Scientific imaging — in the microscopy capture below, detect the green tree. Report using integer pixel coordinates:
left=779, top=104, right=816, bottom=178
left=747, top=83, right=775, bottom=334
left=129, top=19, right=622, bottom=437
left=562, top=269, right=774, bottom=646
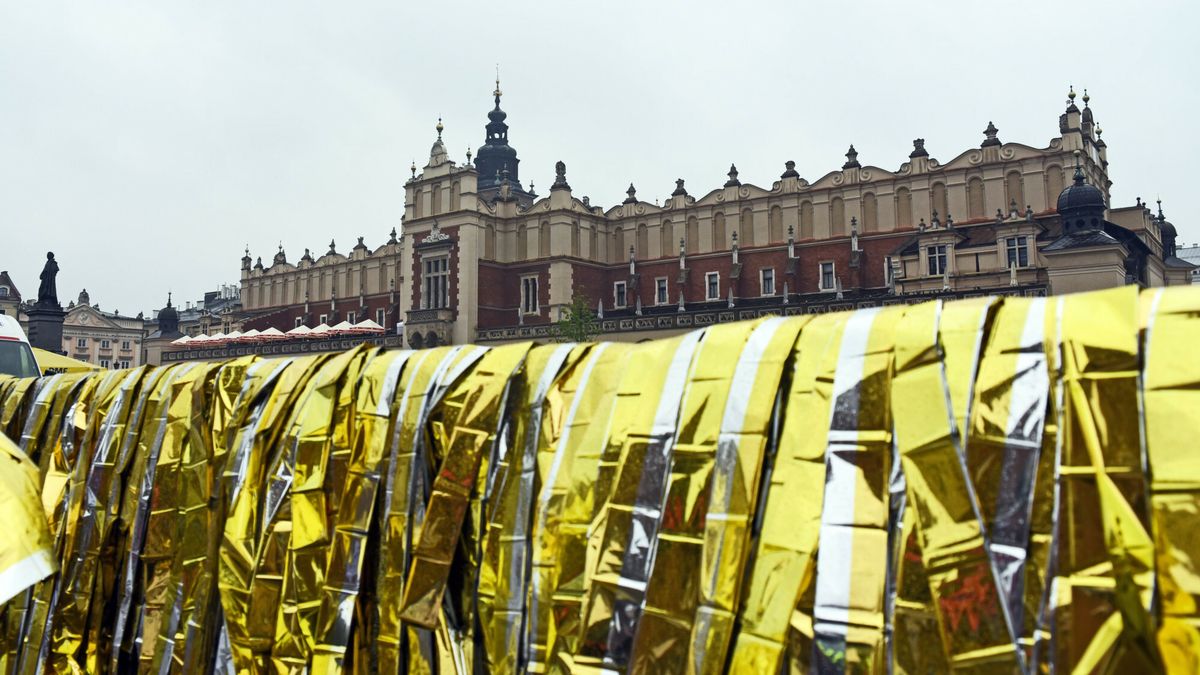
left=554, top=293, right=601, bottom=342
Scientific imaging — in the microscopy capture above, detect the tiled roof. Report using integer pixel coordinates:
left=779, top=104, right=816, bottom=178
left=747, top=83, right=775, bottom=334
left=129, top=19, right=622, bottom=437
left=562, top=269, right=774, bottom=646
left=0, top=271, right=22, bottom=301
left=1042, top=230, right=1121, bottom=252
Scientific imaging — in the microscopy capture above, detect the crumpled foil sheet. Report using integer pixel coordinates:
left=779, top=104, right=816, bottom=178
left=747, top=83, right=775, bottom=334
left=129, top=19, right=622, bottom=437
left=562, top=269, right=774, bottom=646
left=0, top=286, right=1197, bottom=674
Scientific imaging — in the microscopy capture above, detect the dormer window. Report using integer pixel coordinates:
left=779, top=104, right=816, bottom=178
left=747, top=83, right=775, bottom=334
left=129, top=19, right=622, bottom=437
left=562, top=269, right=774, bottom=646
left=1005, top=236, right=1029, bottom=268
left=927, top=245, right=949, bottom=276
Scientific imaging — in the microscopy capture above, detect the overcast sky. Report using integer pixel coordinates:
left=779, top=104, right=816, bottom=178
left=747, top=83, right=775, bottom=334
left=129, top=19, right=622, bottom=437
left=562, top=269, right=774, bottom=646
left=3, top=1, right=1197, bottom=315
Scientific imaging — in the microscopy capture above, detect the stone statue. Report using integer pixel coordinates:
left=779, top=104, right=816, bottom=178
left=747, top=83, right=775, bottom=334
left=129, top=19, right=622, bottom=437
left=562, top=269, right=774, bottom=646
left=551, top=160, right=571, bottom=190
left=37, top=252, right=59, bottom=308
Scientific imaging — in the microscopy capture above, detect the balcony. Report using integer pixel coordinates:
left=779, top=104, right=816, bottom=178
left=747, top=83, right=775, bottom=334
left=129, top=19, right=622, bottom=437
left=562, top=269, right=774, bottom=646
left=405, top=307, right=455, bottom=347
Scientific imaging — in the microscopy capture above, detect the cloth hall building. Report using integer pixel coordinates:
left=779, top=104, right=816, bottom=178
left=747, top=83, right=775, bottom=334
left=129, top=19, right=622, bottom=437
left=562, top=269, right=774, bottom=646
left=229, top=85, right=1192, bottom=353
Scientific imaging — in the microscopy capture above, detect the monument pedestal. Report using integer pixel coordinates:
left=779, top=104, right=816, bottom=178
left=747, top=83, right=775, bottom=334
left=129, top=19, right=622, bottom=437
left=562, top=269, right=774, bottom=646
left=25, top=305, right=66, bottom=354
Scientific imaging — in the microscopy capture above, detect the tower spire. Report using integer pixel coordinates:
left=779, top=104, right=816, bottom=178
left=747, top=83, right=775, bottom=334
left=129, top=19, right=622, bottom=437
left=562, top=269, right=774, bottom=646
left=476, top=66, right=523, bottom=194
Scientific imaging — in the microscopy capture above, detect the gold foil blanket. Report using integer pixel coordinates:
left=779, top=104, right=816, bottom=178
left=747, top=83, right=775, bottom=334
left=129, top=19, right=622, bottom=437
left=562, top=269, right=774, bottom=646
left=0, top=287, right=1198, bottom=674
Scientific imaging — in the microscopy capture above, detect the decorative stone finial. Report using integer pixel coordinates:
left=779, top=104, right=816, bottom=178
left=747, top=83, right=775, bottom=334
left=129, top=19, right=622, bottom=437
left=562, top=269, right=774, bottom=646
left=624, top=183, right=637, bottom=204
left=389, top=226, right=398, bottom=244
left=781, top=160, right=799, bottom=179
left=436, top=117, right=443, bottom=140
left=1068, top=84, right=1076, bottom=102
left=842, top=145, right=861, bottom=169
left=671, top=178, right=687, bottom=196
left=909, top=139, right=928, bottom=158
left=551, top=160, right=570, bottom=190
left=328, top=239, right=337, bottom=255
left=725, top=164, right=741, bottom=188
left=466, top=146, right=472, bottom=164
left=981, top=121, right=1001, bottom=147
left=1082, top=88, right=1090, bottom=106
left=410, top=160, right=416, bottom=178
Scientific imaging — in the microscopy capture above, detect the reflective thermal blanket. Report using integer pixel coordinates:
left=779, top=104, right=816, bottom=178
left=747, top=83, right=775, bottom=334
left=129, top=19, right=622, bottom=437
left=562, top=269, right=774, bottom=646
left=0, top=286, right=1197, bottom=674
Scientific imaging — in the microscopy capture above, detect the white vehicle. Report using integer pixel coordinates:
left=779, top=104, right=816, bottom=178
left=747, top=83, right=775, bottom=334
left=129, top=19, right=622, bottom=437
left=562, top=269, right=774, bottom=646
left=0, top=315, right=40, bottom=378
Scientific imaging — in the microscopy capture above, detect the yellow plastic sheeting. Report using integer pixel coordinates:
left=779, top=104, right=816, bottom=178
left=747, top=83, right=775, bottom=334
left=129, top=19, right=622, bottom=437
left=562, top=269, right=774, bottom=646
left=0, top=286, right=1197, bottom=674
left=30, top=348, right=102, bottom=374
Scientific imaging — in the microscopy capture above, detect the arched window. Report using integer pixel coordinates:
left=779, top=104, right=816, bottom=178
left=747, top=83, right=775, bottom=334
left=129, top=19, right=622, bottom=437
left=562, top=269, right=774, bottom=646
left=740, top=208, right=755, bottom=246
left=409, top=332, right=424, bottom=349
left=450, top=181, right=460, bottom=211
left=636, top=223, right=649, bottom=258
left=967, top=176, right=985, bottom=219
left=485, top=223, right=496, bottom=259
left=713, top=212, right=727, bottom=251
left=1006, top=171, right=1024, bottom=212
left=590, top=226, right=599, bottom=261
left=769, top=205, right=783, bottom=243
left=830, top=197, right=845, bottom=236
left=660, top=220, right=673, bottom=258
left=931, top=182, right=948, bottom=221
left=571, top=222, right=580, bottom=257
left=862, top=193, right=878, bottom=233
left=539, top=221, right=550, bottom=257
left=516, top=224, right=528, bottom=260
left=414, top=189, right=424, bottom=218
left=895, top=187, right=912, bottom=228
left=1046, top=165, right=1064, bottom=206
left=613, top=229, right=625, bottom=263
left=800, top=201, right=814, bottom=239
left=686, top=216, right=699, bottom=254
left=425, top=332, right=439, bottom=348
left=431, top=184, right=442, bottom=216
